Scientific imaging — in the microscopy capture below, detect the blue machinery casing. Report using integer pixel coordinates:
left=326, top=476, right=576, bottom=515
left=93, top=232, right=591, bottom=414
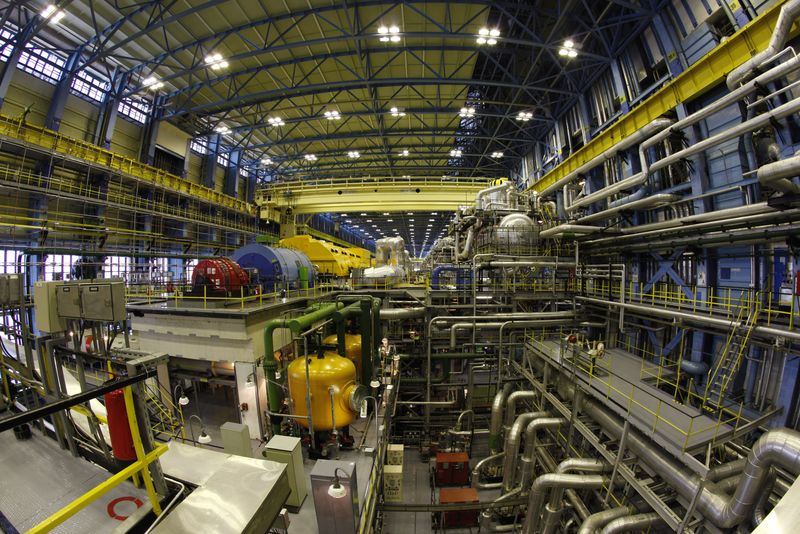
left=231, top=244, right=315, bottom=292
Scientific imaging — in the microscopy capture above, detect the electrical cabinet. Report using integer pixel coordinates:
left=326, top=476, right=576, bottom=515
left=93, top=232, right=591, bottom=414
left=438, top=488, right=479, bottom=528
left=34, top=281, right=66, bottom=333
left=435, top=452, right=470, bottom=486
left=56, top=285, right=82, bottom=319
left=264, top=435, right=307, bottom=509
left=0, top=274, right=21, bottom=306
left=80, top=281, right=125, bottom=321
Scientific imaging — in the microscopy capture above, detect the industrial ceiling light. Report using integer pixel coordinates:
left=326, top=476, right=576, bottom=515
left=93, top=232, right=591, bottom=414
left=390, top=106, right=406, bottom=117
left=215, top=125, right=230, bottom=134
left=267, top=116, right=286, bottom=126
left=324, top=110, right=341, bottom=120
left=142, top=76, right=164, bottom=90
left=347, top=151, right=360, bottom=159
left=516, top=111, right=533, bottom=122
left=378, top=25, right=401, bottom=43
left=459, top=107, right=475, bottom=118
left=399, top=149, right=409, bottom=157
left=205, top=53, right=228, bottom=70
left=261, top=157, right=273, bottom=165
left=305, top=154, right=317, bottom=161
left=450, top=149, right=462, bottom=157
left=559, top=39, right=578, bottom=58
left=42, top=5, right=66, bottom=24
left=491, top=151, right=504, bottom=158
left=477, top=27, right=500, bottom=45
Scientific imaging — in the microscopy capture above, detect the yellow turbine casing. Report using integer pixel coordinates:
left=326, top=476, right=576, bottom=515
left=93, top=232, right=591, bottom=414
left=287, top=352, right=358, bottom=430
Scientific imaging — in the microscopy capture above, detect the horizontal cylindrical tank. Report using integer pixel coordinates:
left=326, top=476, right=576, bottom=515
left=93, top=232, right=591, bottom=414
left=287, top=352, right=358, bottom=430
left=323, top=333, right=363, bottom=377
left=231, top=244, right=315, bottom=292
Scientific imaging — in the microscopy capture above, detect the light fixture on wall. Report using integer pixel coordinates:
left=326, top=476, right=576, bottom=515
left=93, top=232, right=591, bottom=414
left=328, top=467, right=349, bottom=498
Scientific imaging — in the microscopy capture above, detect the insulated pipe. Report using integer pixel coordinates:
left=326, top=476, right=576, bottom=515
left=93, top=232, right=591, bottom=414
left=708, top=458, right=747, bottom=482
left=476, top=182, right=514, bottom=209
left=456, top=217, right=480, bottom=261
left=567, top=54, right=800, bottom=211
left=539, top=118, right=674, bottom=197
left=489, top=383, right=514, bottom=452
left=517, top=417, right=569, bottom=492
left=379, top=306, right=426, bottom=320
left=522, top=474, right=609, bottom=534
left=504, top=391, right=539, bottom=428
left=752, top=468, right=777, bottom=526
left=539, top=225, right=604, bottom=238
left=472, top=452, right=506, bottom=490
left=576, top=194, right=681, bottom=224
left=757, top=155, right=800, bottom=194
left=540, top=459, right=609, bottom=534
left=726, top=0, right=800, bottom=89
left=599, top=512, right=663, bottom=534
left=576, top=296, right=800, bottom=341
left=450, top=315, right=575, bottom=349
left=500, top=411, right=550, bottom=493
left=577, top=506, right=638, bottom=534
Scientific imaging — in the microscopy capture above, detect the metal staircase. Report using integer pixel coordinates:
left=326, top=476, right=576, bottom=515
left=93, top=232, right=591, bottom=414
left=143, top=382, right=185, bottom=442
left=703, top=304, right=760, bottom=410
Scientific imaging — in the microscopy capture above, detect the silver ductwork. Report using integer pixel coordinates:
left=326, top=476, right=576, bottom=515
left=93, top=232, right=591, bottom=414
left=599, top=512, right=662, bottom=534
left=379, top=306, right=426, bottom=320
left=489, top=383, right=514, bottom=453
left=518, top=417, right=568, bottom=490
left=757, top=155, right=800, bottom=194
left=577, top=506, right=638, bottom=534
left=539, top=459, right=609, bottom=534
left=500, top=411, right=550, bottom=493
left=523, top=474, right=610, bottom=534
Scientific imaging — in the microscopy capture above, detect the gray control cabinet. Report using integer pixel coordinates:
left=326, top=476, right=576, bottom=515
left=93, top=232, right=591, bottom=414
left=80, top=282, right=125, bottom=321
left=56, top=285, right=82, bottom=319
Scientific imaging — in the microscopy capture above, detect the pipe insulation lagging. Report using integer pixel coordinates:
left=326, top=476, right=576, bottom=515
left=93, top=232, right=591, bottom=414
left=522, top=474, right=610, bottom=534
left=567, top=53, right=800, bottom=211
left=599, top=512, right=663, bottom=534
left=576, top=506, right=639, bottom=534
left=757, top=155, right=800, bottom=194
left=726, top=0, right=800, bottom=89
left=500, top=411, right=550, bottom=493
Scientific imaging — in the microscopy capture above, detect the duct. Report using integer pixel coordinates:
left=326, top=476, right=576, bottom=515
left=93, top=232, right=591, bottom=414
left=472, top=452, right=506, bottom=490
left=607, top=187, right=646, bottom=209
left=539, top=224, right=603, bottom=238
left=577, top=194, right=681, bottom=224
left=516, top=417, right=568, bottom=492
left=449, top=313, right=576, bottom=350
left=489, top=383, right=514, bottom=452
left=379, top=307, right=426, bottom=320
left=457, top=218, right=481, bottom=261
left=523, top=474, right=610, bottom=534
left=567, top=54, right=800, bottom=213
left=599, top=512, right=663, bottom=534
left=708, top=458, right=747, bottom=482
left=476, top=182, right=515, bottom=209
left=752, top=468, right=777, bottom=526
left=500, top=411, right=551, bottom=493
left=577, top=506, right=638, bottom=534
left=680, top=359, right=709, bottom=375
left=480, top=488, right=524, bottom=532
left=539, top=118, right=674, bottom=197
left=727, top=0, right=800, bottom=89
left=576, top=295, right=800, bottom=342
left=504, top=391, right=539, bottom=428
left=540, top=459, right=609, bottom=534
left=757, top=155, right=800, bottom=194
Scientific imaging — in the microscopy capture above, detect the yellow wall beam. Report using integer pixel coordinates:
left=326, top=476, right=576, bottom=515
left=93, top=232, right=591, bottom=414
left=257, top=176, right=491, bottom=216
left=527, top=0, right=789, bottom=194
left=0, top=114, right=255, bottom=215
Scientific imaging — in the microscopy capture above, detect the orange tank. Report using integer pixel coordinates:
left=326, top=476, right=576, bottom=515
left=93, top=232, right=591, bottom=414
left=287, top=352, right=358, bottom=430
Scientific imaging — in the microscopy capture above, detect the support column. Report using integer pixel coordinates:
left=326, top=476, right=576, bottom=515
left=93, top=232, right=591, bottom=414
left=202, top=134, right=221, bottom=189
left=608, top=60, right=630, bottom=114
left=223, top=149, right=240, bottom=198
left=45, top=48, right=83, bottom=131
left=140, top=95, right=163, bottom=165
left=0, top=22, right=37, bottom=110
left=94, top=70, right=128, bottom=149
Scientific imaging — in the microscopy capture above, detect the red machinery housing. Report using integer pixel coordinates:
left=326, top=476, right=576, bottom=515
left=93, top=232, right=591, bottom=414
left=438, top=488, right=479, bottom=528
left=434, top=452, right=470, bottom=486
left=103, top=388, right=136, bottom=462
left=191, top=257, right=251, bottom=295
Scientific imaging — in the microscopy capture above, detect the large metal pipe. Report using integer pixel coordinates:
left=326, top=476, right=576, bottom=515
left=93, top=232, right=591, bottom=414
left=726, top=0, right=800, bottom=89
left=539, top=224, right=604, bottom=239
left=450, top=314, right=575, bottom=349
left=379, top=306, right=426, bottom=320
left=540, top=118, right=674, bottom=197
left=500, top=411, right=550, bottom=493
left=523, top=474, right=610, bottom=534
left=517, top=417, right=569, bottom=491
left=472, top=452, right=506, bottom=490
left=489, top=383, right=514, bottom=452
left=577, top=506, right=638, bottom=534
left=757, top=155, right=800, bottom=194
left=577, top=194, right=680, bottom=224
left=540, top=459, right=609, bottom=534
left=599, top=512, right=663, bottom=534
left=457, top=217, right=480, bottom=261
left=577, top=295, right=800, bottom=342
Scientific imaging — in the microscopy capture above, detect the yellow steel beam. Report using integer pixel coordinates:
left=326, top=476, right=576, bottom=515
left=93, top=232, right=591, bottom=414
left=26, top=444, right=167, bottom=534
left=123, top=386, right=163, bottom=516
left=0, top=114, right=255, bottom=216
left=528, top=0, right=790, bottom=194
left=256, top=176, right=491, bottom=216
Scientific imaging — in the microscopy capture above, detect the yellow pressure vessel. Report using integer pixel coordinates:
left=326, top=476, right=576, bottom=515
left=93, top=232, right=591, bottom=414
left=322, top=333, right=363, bottom=377
left=287, top=352, right=358, bottom=430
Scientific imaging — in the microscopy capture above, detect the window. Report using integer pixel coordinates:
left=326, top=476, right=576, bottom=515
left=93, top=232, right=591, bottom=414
left=18, top=42, right=65, bottom=84
left=190, top=137, right=208, bottom=155
left=104, top=256, right=131, bottom=279
left=239, top=167, right=249, bottom=178
left=0, top=27, right=14, bottom=62
left=71, top=69, right=109, bottom=103
left=217, top=151, right=230, bottom=167
left=0, top=249, right=22, bottom=274
left=118, top=97, right=151, bottom=125
left=44, top=254, right=80, bottom=281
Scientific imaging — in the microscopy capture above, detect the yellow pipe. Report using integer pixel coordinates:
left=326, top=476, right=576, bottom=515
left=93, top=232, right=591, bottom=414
left=123, top=386, right=163, bottom=515
left=26, top=444, right=167, bottom=534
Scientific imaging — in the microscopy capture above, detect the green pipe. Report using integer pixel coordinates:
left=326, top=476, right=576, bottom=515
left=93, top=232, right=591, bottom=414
left=287, top=302, right=343, bottom=333
left=360, top=299, right=373, bottom=386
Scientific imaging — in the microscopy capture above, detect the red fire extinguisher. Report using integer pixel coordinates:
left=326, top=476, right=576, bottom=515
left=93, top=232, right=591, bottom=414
left=103, top=389, right=136, bottom=462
